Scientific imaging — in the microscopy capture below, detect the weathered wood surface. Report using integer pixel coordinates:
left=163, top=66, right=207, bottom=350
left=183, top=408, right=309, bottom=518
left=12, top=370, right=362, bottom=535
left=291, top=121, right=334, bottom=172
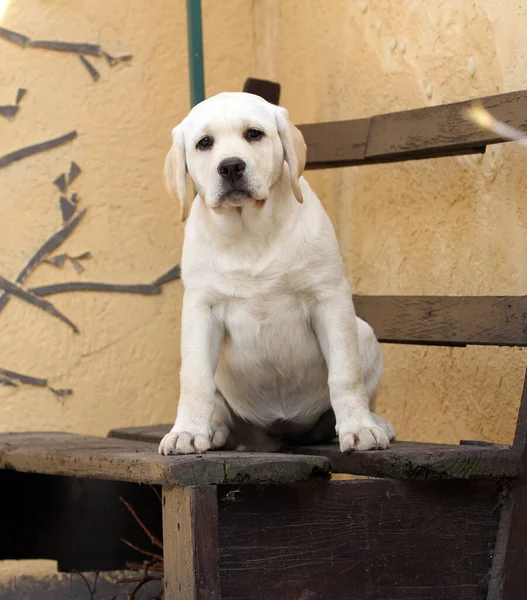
left=0, top=432, right=330, bottom=485
left=300, top=89, right=527, bottom=169
left=293, top=441, right=518, bottom=480
left=353, top=295, right=527, bottom=347
left=109, top=425, right=520, bottom=480
left=243, top=77, right=281, bottom=105
left=218, top=480, right=503, bottom=600
left=109, top=424, right=172, bottom=443
left=487, top=369, right=527, bottom=599
left=163, top=486, right=220, bottom=600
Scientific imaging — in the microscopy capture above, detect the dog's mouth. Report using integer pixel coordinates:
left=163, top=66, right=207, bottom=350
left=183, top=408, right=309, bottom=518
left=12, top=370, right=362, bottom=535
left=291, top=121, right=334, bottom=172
left=219, top=188, right=265, bottom=208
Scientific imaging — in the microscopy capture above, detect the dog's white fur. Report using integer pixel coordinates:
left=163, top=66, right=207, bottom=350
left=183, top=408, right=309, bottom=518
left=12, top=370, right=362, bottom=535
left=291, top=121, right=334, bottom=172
left=159, top=92, right=395, bottom=455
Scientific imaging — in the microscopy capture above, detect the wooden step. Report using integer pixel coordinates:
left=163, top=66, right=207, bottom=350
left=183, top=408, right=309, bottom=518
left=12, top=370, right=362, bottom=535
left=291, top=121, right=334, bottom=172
left=0, top=432, right=330, bottom=485
left=109, top=424, right=520, bottom=481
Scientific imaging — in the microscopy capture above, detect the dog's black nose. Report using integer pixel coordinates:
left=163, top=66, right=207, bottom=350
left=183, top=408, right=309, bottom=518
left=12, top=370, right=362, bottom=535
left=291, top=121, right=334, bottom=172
left=218, top=157, right=246, bottom=182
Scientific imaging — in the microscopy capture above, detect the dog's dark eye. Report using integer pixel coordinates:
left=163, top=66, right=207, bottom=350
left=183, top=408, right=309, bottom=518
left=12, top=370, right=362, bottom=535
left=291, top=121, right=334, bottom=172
left=197, top=136, right=213, bottom=150
left=246, top=128, right=264, bottom=141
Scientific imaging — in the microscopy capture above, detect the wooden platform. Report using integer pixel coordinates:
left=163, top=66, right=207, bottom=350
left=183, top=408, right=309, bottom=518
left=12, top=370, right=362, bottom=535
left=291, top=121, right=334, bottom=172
left=0, top=432, right=330, bottom=485
left=108, top=424, right=519, bottom=480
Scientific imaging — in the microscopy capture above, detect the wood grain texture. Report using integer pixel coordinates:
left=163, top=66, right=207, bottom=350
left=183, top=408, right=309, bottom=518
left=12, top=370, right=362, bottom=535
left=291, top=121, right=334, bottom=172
left=300, top=118, right=371, bottom=168
left=0, top=432, right=330, bottom=485
left=109, top=425, right=520, bottom=480
left=487, top=369, right=527, bottom=599
left=163, top=486, right=220, bottom=600
left=300, top=89, right=527, bottom=169
left=292, top=441, right=518, bottom=480
left=218, top=480, right=502, bottom=600
left=353, top=295, right=527, bottom=347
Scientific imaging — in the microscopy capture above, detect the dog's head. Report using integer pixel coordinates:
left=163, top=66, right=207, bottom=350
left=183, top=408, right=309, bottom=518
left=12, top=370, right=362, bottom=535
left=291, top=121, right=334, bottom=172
left=164, top=92, right=307, bottom=221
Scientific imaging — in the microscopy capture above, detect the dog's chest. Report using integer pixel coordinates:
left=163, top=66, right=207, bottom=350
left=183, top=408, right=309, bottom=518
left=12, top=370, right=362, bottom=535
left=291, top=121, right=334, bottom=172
left=213, top=270, right=321, bottom=370
left=217, top=268, right=312, bottom=323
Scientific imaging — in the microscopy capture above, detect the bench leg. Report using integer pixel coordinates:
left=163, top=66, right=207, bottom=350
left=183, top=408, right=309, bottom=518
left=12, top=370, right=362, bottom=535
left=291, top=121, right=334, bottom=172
left=487, top=370, right=527, bottom=600
left=162, top=485, right=220, bottom=600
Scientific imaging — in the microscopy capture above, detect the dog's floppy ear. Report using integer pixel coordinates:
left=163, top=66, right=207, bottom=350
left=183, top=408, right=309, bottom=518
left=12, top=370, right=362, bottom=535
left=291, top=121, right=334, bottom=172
left=275, top=107, right=307, bottom=203
left=164, top=125, right=188, bottom=222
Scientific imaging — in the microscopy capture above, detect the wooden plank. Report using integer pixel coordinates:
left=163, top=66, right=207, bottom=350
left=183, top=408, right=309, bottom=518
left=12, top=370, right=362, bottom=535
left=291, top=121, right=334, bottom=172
left=109, top=423, right=173, bottom=444
left=300, top=118, right=370, bottom=169
left=487, top=369, right=527, bottom=599
left=300, top=89, right=527, bottom=169
left=163, top=485, right=220, bottom=600
left=218, top=479, right=502, bottom=600
left=292, top=441, right=518, bottom=480
left=0, top=432, right=330, bottom=486
left=353, top=295, right=527, bottom=347
left=243, top=77, right=281, bottom=105
left=109, top=425, right=520, bottom=481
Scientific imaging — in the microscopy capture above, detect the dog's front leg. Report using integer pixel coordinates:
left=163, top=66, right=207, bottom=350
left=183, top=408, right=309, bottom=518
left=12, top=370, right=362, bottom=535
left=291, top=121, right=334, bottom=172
left=312, top=281, right=390, bottom=452
left=158, top=291, right=223, bottom=455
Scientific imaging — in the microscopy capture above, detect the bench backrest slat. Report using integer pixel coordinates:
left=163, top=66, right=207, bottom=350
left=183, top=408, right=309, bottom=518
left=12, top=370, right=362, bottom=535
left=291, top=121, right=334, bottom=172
left=354, top=296, right=527, bottom=347
left=300, top=90, right=527, bottom=169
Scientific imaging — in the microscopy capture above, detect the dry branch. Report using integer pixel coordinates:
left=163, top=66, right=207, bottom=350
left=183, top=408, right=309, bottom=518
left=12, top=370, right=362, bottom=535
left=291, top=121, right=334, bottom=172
left=120, top=496, right=163, bottom=549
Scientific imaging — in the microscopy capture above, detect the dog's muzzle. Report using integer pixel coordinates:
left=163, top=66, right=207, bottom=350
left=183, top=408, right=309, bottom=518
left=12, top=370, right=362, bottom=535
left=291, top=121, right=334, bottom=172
left=218, top=157, right=246, bottom=183
left=216, top=157, right=254, bottom=205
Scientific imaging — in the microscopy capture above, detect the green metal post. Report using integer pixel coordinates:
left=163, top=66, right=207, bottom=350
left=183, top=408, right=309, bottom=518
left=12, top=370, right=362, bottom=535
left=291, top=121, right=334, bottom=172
left=186, top=0, right=205, bottom=107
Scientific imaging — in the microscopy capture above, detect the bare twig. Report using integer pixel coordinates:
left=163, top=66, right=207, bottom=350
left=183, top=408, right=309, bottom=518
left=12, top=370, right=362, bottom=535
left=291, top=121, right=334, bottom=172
left=150, top=485, right=162, bottom=504
left=120, top=538, right=163, bottom=562
left=129, top=575, right=161, bottom=598
left=126, top=560, right=163, bottom=573
left=120, top=496, right=163, bottom=549
left=71, top=570, right=96, bottom=600
left=112, top=559, right=164, bottom=600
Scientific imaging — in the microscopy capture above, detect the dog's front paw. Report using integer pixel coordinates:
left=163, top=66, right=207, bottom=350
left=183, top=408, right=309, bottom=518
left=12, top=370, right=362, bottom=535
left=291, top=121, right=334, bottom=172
left=158, top=429, right=211, bottom=455
left=337, top=412, right=390, bottom=453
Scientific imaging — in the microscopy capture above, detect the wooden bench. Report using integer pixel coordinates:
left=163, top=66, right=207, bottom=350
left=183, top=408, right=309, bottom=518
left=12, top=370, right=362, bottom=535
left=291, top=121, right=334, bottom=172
left=1, top=79, right=526, bottom=600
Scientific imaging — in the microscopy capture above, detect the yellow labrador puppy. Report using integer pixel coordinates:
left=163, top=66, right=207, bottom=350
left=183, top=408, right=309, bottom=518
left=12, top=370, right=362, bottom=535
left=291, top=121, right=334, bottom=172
left=159, top=92, right=395, bottom=455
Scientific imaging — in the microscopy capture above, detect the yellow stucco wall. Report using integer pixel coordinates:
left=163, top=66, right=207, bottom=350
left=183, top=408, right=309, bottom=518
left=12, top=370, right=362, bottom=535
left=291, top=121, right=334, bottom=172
left=0, top=0, right=526, bottom=582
